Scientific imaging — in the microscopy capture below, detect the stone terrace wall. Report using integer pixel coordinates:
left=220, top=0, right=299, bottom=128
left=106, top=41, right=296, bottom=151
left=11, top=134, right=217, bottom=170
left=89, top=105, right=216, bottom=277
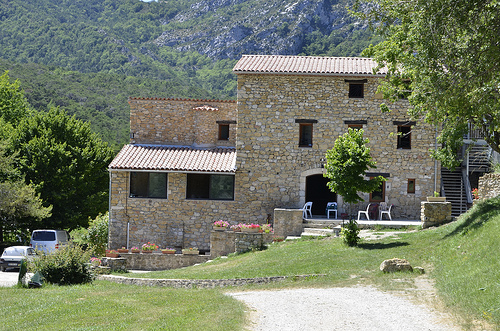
left=111, top=253, right=211, bottom=271
left=478, top=173, right=500, bottom=200
left=129, top=98, right=237, bottom=147
left=420, top=201, right=452, bottom=228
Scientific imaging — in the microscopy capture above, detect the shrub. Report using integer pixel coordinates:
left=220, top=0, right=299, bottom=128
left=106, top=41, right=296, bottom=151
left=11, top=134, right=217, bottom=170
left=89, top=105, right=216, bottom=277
left=70, top=212, right=109, bottom=256
left=341, top=219, right=360, bottom=247
left=29, top=244, right=94, bottom=285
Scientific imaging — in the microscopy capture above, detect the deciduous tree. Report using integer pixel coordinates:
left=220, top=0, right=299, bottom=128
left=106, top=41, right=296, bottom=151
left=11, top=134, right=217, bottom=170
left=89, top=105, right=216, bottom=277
left=10, top=108, right=114, bottom=230
left=0, top=136, right=51, bottom=242
left=354, top=0, right=500, bottom=169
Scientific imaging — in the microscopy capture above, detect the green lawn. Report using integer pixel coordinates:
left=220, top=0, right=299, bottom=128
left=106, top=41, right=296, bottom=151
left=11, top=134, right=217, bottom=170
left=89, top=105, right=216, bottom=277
left=1, top=197, right=499, bottom=330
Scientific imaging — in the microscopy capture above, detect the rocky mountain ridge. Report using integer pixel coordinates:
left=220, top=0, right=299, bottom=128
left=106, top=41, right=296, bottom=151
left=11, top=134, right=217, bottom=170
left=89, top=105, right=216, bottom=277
left=155, top=0, right=363, bottom=59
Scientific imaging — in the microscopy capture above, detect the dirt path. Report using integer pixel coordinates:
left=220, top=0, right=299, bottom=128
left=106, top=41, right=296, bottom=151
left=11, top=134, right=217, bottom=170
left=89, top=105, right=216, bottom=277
left=229, top=284, right=462, bottom=331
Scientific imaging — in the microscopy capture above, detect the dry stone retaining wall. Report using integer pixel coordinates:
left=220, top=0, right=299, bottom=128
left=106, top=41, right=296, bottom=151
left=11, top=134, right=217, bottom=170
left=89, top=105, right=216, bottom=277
left=98, top=274, right=324, bottom=289
left=478, top=173, right=500, bottom=200
left=420, top=201, right=452, bottom=228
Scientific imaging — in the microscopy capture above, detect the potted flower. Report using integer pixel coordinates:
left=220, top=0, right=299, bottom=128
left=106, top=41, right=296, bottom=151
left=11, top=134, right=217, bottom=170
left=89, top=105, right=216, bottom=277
left=141, top=242, right=158, bottom=253
left=105, top=249, right=119, bottom=258
left=240, top=223, right=261, bottom=233
left=213, top=220, right=230, bottom=231
left=261, top=224, right=273, bottom=233
left=427, top=191, right=446, bottom=202
left=161, top=248, right=176, bottom=254
left=90, top=257, right=101, bottom=268
left=230, top=224, right=241, bottom=232
left=472, top=188, right=479, bottom=200
left=273, top=236, right=285, bottom=243
left=182, top=247, right=199, bottom=255
left=117, top=247, right=129, bottom=253
left=131, top=246, right=140, bottom=253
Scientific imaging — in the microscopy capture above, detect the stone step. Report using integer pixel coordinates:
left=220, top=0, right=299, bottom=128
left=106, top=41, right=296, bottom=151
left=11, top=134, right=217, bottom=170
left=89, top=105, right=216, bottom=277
left=301, top=226, right=341, bottom=237
left=302, top=220, right=343, bottom=228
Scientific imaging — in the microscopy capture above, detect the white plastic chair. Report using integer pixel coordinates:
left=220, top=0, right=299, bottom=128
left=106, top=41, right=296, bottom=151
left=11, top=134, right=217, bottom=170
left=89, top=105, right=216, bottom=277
left=357, top=203, right=371, bottom=221
left=302, top=202, right=313, bottom=219
left=326, top=202, right=337, bottom=219
left=379, top=203, right=393, bottom=221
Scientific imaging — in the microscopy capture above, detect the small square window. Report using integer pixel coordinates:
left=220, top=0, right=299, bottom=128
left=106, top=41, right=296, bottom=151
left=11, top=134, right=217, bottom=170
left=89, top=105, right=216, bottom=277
left=219, top=124, right=229, bottom=140
left=408, top=179, right=415, bottom=193
left=397, top=125, right=412, bottom=149
left=349, top=84, right=364, bottom=98
left=299, top=123, right=313, bottom=147
left=348, top=124, right=363, bottom=130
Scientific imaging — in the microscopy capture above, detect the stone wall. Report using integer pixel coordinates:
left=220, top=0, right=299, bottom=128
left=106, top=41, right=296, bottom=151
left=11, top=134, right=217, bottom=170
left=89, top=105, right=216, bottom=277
left=420, top=201, right=452, bottom=228
left=478, top=173, right=500, bottom=200
left=210, top=230, right=273, bottom=257
left=210, top=230, right=236, bottom=257
left=109, top=73, right=440, bottom=250
left=273, top=208, right=303, bottom=238
left=99, top=274, right=323, bottom=289
left=129, top=98, right=237, bottom=147
left=111, top=252, right=211, bottom=271
left=236, top=74, right=439, bottom=219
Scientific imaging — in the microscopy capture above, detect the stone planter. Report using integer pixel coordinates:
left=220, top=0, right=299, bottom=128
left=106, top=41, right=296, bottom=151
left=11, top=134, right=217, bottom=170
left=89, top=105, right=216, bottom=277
left=427, top=197, right=446, bottom=202
left=182, top=249, right=199, bottom=255
left=241, top=227, right=260, bottom=233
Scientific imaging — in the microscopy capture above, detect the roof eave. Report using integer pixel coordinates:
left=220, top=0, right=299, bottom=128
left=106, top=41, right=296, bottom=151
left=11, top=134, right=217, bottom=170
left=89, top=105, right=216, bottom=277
left=108, top=168, right=237, bottom=175
left=232, top=70, right=386, bottom=77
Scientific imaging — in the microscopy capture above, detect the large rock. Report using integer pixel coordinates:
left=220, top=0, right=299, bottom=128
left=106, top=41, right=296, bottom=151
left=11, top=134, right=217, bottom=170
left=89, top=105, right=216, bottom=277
left=380, top=258, right=413, bottom=273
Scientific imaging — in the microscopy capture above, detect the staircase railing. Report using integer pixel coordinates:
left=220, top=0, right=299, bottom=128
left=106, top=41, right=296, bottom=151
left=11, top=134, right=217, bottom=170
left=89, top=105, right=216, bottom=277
left=462, top=168, right=473, bottom=204
left=465, top=123, right=485, bottom=140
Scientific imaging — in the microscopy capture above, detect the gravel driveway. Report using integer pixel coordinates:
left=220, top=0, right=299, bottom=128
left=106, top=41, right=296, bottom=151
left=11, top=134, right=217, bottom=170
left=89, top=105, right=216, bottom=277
left=229, top=287, right=461, bottom=331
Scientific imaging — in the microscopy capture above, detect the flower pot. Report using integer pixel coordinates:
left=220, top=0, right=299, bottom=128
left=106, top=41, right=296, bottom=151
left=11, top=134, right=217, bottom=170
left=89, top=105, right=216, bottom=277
left=131, top=249, right=140, bottom=253
left=427, top=197, right=446, bottom=202
left=117, top=249, right=129, bottom=253
left=106, top=253, right=119, bottom=258
left=182, top=249, right=199, bottom=255
left=241, top=227, right=259, bottom=233
left=162, top=250, right=176, bottom=254
left=213, top=226, right=227, bottom=231
left=142, top=250, right=153, bottom=254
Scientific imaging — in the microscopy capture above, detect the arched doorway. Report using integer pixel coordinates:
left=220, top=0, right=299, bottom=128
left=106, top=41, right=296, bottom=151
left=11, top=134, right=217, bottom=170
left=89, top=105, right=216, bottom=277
left=305, top=174, right=337, bottom=216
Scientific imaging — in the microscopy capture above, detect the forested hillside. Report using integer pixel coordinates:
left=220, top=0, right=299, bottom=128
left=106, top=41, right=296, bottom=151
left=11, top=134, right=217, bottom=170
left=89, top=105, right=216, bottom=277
left=0, top=0, right=380, bottom=146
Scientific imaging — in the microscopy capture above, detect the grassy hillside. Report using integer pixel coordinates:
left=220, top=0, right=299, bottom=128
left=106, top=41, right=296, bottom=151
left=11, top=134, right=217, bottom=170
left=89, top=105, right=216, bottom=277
left=128, top=197, right=500, bottom=329
left=1, top=198, right=498, bottom=329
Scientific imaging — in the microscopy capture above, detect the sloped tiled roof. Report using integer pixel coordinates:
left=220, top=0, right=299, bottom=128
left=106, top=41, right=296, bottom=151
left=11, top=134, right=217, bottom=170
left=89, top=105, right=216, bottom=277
left=233, top=55, right=386, bottom=76
left=109, top=144, right=237, bottom=173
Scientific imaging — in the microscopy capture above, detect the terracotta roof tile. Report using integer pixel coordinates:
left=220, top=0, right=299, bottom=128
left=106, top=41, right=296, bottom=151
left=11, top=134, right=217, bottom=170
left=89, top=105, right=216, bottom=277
left=233, top=55, right=386, bottom=76
left=109, top=144, right=237, bottom=173
left=128, top=97, right=236, bottom=103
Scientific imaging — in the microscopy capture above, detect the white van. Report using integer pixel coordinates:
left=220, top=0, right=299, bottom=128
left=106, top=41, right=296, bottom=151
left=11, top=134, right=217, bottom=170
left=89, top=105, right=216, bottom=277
left=30, top=230, right=70, bottom=253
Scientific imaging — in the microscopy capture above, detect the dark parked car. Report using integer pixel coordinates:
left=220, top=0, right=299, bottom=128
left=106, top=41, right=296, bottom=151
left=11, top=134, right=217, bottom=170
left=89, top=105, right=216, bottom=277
left=0, top=246, right=36, bottom=272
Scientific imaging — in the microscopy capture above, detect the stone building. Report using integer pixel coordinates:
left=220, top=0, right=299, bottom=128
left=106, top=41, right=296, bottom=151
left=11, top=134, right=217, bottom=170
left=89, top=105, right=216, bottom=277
left=108, top=55, right=441, bottom=251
